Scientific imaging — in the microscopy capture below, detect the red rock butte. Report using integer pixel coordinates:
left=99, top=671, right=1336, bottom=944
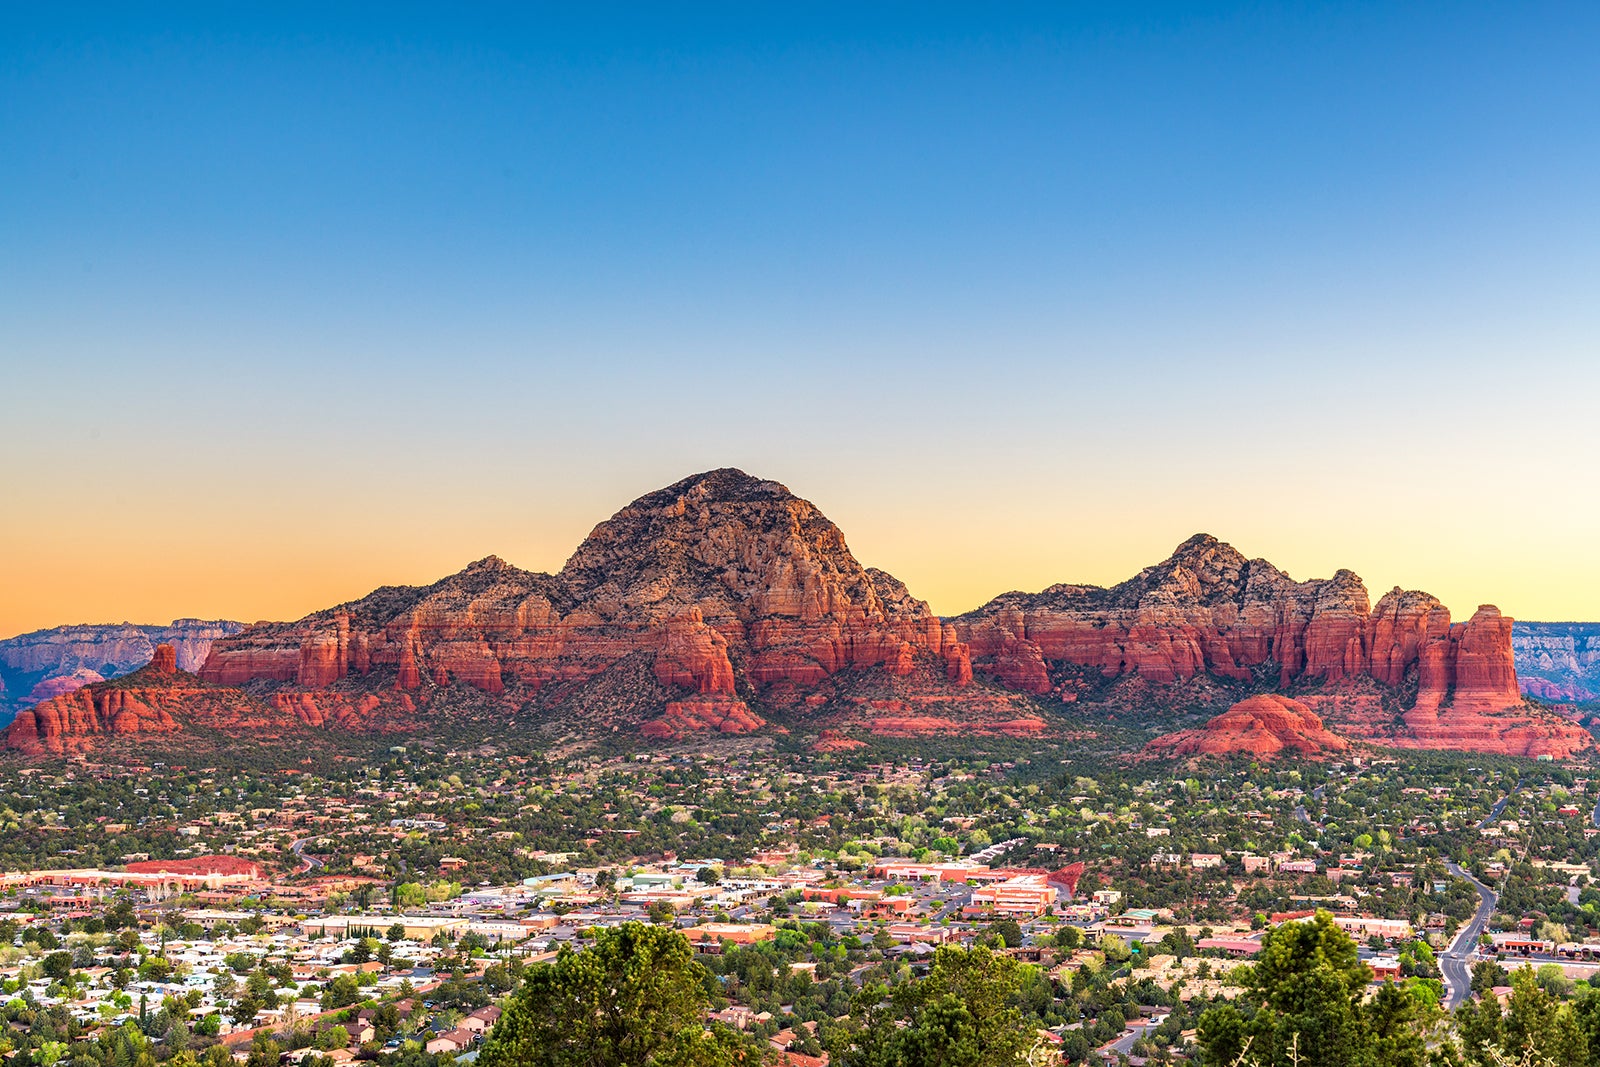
left=5, top=470, right=1590, bottom=759
left=1146, top=694, right=1349, bottom=759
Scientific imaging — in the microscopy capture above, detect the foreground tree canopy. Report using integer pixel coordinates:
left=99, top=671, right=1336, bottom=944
left=1198, top=910, right=1436, bottom=1067
left=832, top=944, right=1034, bottom=1067
left=478, top=923, right=748, bottom=1067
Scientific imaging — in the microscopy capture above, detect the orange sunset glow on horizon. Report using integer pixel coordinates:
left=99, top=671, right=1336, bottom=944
left=5, top=7, right=1600, bottom=639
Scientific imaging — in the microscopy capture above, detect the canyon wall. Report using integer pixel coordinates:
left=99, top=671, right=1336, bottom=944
left=1514, top=622, right=1600, bottom=703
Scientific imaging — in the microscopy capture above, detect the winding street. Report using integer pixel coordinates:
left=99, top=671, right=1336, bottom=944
left=1438, top=784, right=1518, bottom=1008
left=1102, top=1019, right=1159, bottom=1059
left=1441, top=859, right=1497, bottom=1009
left=290, top=836, right=326, bottom=872
left=1482, top=787, right=1516, bottom=828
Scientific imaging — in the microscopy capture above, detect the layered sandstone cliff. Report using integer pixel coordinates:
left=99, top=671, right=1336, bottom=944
left=957, top=535, right=1482, bottom=697
left=195, top=469, right=1025, bottom=742
left=6, top=476, right=1584, bottom=760
left=956, top=534, right=1590, bottom=757
left=1513, top=622, right=1600, bottom=703
left=5, top=645, right=300, bottom=757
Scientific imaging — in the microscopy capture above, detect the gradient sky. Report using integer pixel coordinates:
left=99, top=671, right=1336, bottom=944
left=4, top=3, right=1600, bottom=637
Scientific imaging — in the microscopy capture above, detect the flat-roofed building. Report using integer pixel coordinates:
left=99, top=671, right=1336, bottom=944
left=300, top=915, right=466, bottom=943
left=692, top=922, right=778, bottom=945
left=966, top=874, right=1055, bottom=918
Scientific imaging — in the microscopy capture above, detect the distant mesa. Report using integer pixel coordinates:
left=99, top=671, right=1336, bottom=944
left=0, top=619, right=245, bottom=722
left=1145, top=694, right=1349, bottom=759
left=6, top=645, right=301, bottom=758
left=1513, top=622, right=1600, bottom=704
left=3, top=470, right=1590, bottom=760
left=26, top=669, right=106, bottom=705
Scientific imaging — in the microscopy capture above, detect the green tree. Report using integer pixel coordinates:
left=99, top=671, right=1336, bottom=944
left=1197, top=911, right=1380, bottom=1067
left=987, top=920, right=1023, bottom=950
left=834, top=945, right=1031, bottom=1067
left=245, top=1035, right=281, bottom=1067
left=478, top=922, right=745, bottom=1067
left=1471, top=960, right=1508, bottom=996
left=320, top=975, right=362, bottom=1010
left=1497, top=966, right=1586, bottom=1066
left=316, top=1026, right=351, bottom=1051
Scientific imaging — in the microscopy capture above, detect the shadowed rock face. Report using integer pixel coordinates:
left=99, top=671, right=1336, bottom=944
left=7, top=474, right=1588, bottom=759
left=1146, top=694, right=1349, bottom=758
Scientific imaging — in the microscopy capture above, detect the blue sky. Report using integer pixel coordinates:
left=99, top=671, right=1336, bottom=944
left=3, top=3, right=1599, bottom=632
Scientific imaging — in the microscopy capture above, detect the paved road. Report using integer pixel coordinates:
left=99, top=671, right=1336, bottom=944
left=290, top=836, right=325, bottom=872
left=1479, top=780, right=1519, bottom=829
left=1442, top=858, right=1498, bottom=1009
left=1293, top=785, right=1328, bottom=826
left=1439, top=783, right=1517, bottom=1009
left=1592, top=790, right=1600, bottom=829
left=1102, top=1020, right=1159, bottom=1058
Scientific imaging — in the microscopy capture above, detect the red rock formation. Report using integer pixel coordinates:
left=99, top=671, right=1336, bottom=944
left=13, top=477, right=1579, bottom=760
left=943, top=639, right=973, bottom=687
left=993, top=634, right=1050, bottom=694
left=150, top=643, right=177, bottom=675
left=1, top=620, right=245, bottom=717
left=195, top=469, right=989, bottom=740
left=5, top=653, right=298, bottom=757
left=813, top=729, right=868, bottom=752
left=955, top=534, right=1585, bottom=755
left=1146, top=694, right=1350, bottom=758
left=641, top=698, right=765, bottom=740
left=1442, top=606, right=1522, bottom=712
left=1392, top=702, right=1590, bottom=759
left=654, top=609, right=736, bottom=694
